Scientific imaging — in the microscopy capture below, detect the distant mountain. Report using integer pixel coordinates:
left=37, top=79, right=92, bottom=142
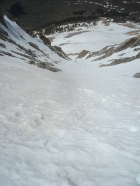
left=0, top=0, right=140, bottom=30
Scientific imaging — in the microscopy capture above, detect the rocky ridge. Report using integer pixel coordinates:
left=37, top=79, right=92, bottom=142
left=77, top=36, right=140, bottom=69
left=0, top=10, right=70, bottom=72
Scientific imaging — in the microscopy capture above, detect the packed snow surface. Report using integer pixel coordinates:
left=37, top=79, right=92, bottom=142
left=0, top=18, right=140, bottom=186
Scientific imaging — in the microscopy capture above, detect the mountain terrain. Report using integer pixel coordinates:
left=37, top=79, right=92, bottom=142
left=0, top=10, right=69, bottom=72
left=0, top=0, right=140, bottom=29
left=0, top=8, right=140, bottom=186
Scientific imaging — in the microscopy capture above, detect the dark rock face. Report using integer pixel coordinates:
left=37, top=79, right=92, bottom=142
left=133, top=73, right=140, bottom=78
left=38, top=33, right=51, bottom=46
left=134, top=48, right=140, bottom=52
left=28, top=42, right=39, bottom=50
left=28, top=60, right=61, bottom=72
left=0, top=9, right=7, bottom=27
left=0, top=43, right=6, bottom=48
left=0, top=50, right=15, bottom=57
left=116, top=38, right=138, bottom=52
left=52, top=46, right=69, bottom=60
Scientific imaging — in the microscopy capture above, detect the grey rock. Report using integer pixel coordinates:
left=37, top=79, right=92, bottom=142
left=133, top=73, right=140, bottom=78
left=0, top=43, right=6, bottom=48
left=28, top=42, right=40, bottom=50
left=28, top=60, right=61, bottom=72
left=134, top=48, right=140, bottom=52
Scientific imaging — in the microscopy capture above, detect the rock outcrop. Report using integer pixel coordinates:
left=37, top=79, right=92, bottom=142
left=100, top=52, right=140, bottom=67
left=133, top=73, right=140, bottom=78
left=81, top=36, right=140, bottom=64
left=38, top=33, right=51, bottom=46
left=0, top=9, right=7, bottom=28
left=77, top=50, right=89, bottom=59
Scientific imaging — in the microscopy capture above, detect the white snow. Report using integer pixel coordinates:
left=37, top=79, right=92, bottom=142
left=0, top=17, right=140, bottom=186
left=49, top=20, right=139, bottom=58
left=0, top=16, right=65, bottom=63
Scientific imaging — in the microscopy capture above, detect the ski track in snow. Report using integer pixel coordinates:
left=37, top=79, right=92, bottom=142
left=0, top=19, right=140, bottom=186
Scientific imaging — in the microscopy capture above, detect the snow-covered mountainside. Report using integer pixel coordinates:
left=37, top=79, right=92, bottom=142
left=0, top=12, right=69, bottom=72
left=0, top=13, right=140, bottom=186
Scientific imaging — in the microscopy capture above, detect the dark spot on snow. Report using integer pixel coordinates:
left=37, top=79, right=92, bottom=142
left=0, top=43, right=6, bottom=48
left=28, top=60, right=61, bottom=72
left=133, top=73, right=140, bottom=78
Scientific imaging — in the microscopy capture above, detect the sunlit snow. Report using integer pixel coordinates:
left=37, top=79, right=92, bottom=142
left=0, top=16, right=140, bottom=186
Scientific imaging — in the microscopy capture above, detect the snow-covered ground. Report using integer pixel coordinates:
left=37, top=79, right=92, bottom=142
left=0, top=17, right=140, bottom=186
left=49, top=20, right=140, bottom=59
left=0, top=16, right=67, bottom=65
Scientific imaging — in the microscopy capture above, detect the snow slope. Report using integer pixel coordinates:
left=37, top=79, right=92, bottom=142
left=0, top=17, right=140, bottom=186
left=0, top=15, right=69, bottom=70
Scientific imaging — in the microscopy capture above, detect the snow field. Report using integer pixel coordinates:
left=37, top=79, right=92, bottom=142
left=0, top=54, right=140, bottom=186
left=50, top=20, right=139, bottom=57
left=0, top=18, right=140, bottom=186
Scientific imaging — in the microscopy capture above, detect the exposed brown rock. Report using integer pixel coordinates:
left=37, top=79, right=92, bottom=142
left=65, top=31, right=89, bottom=38
left=116, top=37, right=138, bottom=52
left=28, top=60, right=61, bottom=72
left=77, top=50, right=89, bottom=59
left=100, top=52, right=140, bottom=67
left=28, top=42, right=39, bottom=50
left=53, top=45, right=69, bottom=59
left=92, top=47, right=115, bottom=61
left=47, top=36, right=55, bottom=42
left=121, top=23, right=135, bottom=29
left=0, top=28, right=9, bottom=42
left=38, top=33, right=51, bottom=46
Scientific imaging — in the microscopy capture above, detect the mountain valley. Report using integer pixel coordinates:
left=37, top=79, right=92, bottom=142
left=0, top=3, right=140, bottom=186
